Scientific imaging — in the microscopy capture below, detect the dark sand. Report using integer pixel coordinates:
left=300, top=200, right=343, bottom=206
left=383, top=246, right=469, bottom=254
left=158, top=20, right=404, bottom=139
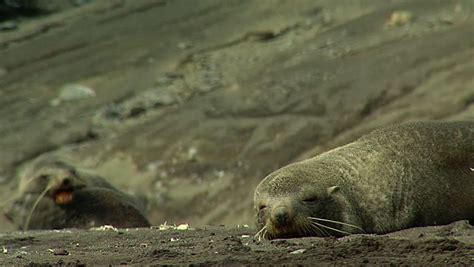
left=0, top=0, right=473, bottom=265
left=1, top=221, right=473, bottom=265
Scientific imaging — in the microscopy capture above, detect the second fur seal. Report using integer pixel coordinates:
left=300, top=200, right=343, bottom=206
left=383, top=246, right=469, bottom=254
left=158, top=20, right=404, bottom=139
left=4, top=156, right=151, bottom=230
left=254, top=121, right=473, bottom=239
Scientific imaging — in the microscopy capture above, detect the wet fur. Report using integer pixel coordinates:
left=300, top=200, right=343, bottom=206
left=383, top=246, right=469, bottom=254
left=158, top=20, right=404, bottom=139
left=254, top=121, right=474, bottom=239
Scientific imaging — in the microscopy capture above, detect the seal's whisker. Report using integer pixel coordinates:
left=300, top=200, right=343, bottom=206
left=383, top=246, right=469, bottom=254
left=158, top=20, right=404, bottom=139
left=0, top=173, right=51, bottom=209
left=254, top=226, right=267, bottom=241
left=301, top=224, right=311, bottom=237
left=24, top=184, right=52, bottom=231
left=308, top=216, right=365, bottom=233
left=308, top=221, right=328, bottom=237
left=310, top=221, right=352, bottom=236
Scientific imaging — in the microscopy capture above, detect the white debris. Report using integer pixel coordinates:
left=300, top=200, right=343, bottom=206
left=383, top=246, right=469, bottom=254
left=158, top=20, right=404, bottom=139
left=51, top=83, right=96, bottom=106
left=290, top=249, right=306, bottom=255
left=177, top=224, right=189, bottom=230
left=158, top=222, right=192, bottom=231
left=2, top=246, right=7, bottom=254
left=159, top=224, right=171, bottom=231
left=386, top=11, right=413, bottom=27
left=90, top=225, right=118, bottom=232
left=187, top=147, right=198, bottom=160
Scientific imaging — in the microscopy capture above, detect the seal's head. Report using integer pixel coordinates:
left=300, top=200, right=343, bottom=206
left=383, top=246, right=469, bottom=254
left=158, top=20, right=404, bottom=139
left=5, top=157, right=150, bottom=230
left=254, top=162, right=363, bottom=239
left=28, top=161, right=87, bottom=206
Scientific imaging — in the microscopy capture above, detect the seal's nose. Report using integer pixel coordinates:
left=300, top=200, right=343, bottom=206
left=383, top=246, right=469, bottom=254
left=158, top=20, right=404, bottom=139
left=272, top=206, right=290, bottom=227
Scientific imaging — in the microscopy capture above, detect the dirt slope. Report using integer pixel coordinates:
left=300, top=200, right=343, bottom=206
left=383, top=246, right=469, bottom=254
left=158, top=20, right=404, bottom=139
left=0, top=0, right=473, bottom=264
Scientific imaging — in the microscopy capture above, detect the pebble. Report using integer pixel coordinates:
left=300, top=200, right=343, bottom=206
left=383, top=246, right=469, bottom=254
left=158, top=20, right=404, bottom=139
left=50, top=248, right=69, bottom=256
left=290, top=249, right=306, bottom=255
left=177, top=224, right=190, bottom=230
left=386, top=11, right=413, bottom=27
left=51, top=83, right=96, bottom=106
left=90, top=225, right=118, bottom=232
left=0, top=21, right=18, bottom=31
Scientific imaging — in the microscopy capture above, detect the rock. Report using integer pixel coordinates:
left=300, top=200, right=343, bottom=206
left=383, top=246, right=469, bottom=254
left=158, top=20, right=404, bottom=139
left=290, top=249, right=306, bottom=255
left=0, top=21, right=17, bottom=31
left=51, top=83, right=96, bottom=106
left=386, top=11, right=413, bottom=27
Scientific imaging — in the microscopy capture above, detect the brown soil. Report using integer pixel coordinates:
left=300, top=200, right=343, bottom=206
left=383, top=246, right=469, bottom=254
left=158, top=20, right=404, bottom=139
left=0, top=0, right=473, bottom=265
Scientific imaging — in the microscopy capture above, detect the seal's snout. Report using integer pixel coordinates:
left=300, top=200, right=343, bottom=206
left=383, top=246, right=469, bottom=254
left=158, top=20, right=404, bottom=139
left=271, top=206, right=291, bottom=227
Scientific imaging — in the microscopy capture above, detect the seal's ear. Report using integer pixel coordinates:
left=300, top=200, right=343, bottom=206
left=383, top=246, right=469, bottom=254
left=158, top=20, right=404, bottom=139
left=327, top=186, right=340, bottom=195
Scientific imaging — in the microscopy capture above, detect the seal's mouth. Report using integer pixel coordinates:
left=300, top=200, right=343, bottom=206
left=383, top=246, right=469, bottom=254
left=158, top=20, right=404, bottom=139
left=256, top=206, right=317, bottom=240
left=53, top=190, right=74, bottom=205
left=48, top=176, right=76, bottom=206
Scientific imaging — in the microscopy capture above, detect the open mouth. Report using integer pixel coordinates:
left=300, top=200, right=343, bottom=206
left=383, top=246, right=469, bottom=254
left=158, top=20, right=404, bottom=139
left=53, top=190, right=74, bottom=205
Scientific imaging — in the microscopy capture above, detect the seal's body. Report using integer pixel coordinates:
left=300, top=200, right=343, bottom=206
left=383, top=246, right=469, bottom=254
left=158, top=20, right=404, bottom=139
left=254, top=121, right=473, bottom=239
left=4, top=157, right=150, bottom=230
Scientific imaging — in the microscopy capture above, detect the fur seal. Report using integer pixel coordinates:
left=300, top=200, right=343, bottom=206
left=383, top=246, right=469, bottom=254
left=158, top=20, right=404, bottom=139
left=4, top=156, right=151, bottom=230
left=254, top=121, right=473, bottom=239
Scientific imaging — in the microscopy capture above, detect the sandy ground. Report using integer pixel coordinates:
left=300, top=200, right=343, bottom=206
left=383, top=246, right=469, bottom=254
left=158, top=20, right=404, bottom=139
left=0, top=221, right=473, bottom=265
left=0, top=0, right=473, bottom=265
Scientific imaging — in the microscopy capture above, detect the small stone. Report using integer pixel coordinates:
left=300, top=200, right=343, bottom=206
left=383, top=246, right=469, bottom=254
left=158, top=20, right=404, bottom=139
left=290, top=249, right=306, bottom=255
left=15, top=251, right=28, bottom=258
left=50, top=248, right=69, bottom=256
left=90, top=225, right=118, bottom=232
left=52, top=83, right=96, bottom=106
left=386, top=11, right=413, bottom=27
left=187, top=147, right=198, bottom=160
left=159, top=222, right=171, bottom=230
left=177, top=224, right=189, bottom=230
left=0, top=21, right=18, bottom=31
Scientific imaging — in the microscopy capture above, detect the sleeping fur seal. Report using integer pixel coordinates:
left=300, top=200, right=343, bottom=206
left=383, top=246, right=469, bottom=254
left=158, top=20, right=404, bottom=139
left=4, top=156, right=150, bottom=230
left=254, top=121, right=473, bottom=239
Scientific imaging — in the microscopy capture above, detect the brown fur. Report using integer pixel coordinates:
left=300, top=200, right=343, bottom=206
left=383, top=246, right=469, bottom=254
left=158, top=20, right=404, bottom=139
left=4, top=156, right=150, bottom=230
left=254, top=121, right=474, bottom=239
